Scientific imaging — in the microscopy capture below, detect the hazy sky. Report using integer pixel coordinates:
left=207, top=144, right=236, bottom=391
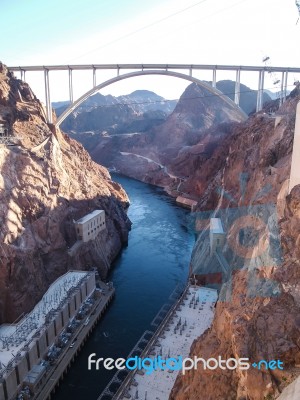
left=1, top=0, right=299, bottom=102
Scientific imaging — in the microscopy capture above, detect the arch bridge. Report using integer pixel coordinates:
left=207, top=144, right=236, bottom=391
left=8, top=64, right=300, bottom=125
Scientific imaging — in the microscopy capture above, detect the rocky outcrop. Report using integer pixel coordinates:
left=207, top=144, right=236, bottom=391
left=89, top=83, right=246, bottom=189
left=54, top=90, right=176, bottom=152
left=170, top=86, right=300, bottom=400
left=0, top=62, right=130, bottom=323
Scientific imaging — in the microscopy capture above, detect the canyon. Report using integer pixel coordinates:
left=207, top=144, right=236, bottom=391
left=1, top=58, right=300, bottom=400
left=170, top=86, right=300, bottom=399
left=56, top=74, right=300, bottom=399
left=56, top=81, right=271, bottom=199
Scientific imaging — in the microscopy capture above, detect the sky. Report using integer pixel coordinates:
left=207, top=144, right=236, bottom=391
left=1, top=0, right=300, bottom=103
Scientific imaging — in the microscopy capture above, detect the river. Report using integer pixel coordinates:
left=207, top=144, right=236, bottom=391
left=54, top=174, right=195, bottom=400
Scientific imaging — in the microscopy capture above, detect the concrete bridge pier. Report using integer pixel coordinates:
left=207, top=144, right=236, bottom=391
left=93, top=67, right=96, bottom=87
left=283, top=71, right=288, bottom=101
left=68, top=68, right=73, bottom=103
left=256, top=70, right=265, bottom=112
left=20, top=69, right=26, bottom=82
left=212, top=68, right=217, bottom=88
left=280, top=71, right=289, bottom=105
left=44, top=69, right=52, bottom=123
left=234, top=69, right=241, bottom=106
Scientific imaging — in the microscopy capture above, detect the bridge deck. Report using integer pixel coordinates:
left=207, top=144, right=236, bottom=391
left=8, top=63, right=300, bottom=73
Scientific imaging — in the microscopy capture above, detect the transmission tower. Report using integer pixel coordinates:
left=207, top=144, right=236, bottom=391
left=262, top=56, right=281, bottom=99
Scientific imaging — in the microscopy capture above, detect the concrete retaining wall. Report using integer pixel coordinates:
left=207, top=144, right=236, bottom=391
left=86, top=274, right=96, bottom=297
left=69, top=295, right=76, bottom=318
left=4, top=368, right=18, bottom=400
left=81, top=285, right=87, bottom=302
left=38, top=331, right=48, bottom=358
left=0, top=382, right=6, bottom=400
left=75, top=290, right=81, bottom=311
left=28, top=341, right=39, bottom=370
left=46, top=321, right=55, bottom=347
left=62, top=303, right=69, bottom=327
left=16, top=354, right=29, bottom=384
left=54, top=313, right=63, bottom=336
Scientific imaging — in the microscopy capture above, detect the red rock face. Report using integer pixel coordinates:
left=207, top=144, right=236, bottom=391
left=87, top=83, right=246, bottom=192
left=0, top=63, right=130, bottom=323
left=170, top=87, right=300, bottom=399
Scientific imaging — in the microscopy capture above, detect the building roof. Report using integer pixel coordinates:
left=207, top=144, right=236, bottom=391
left=210, top=218, right=225, bottom=234
left=75, top=209, right=104, bottom=225
left=0, top=271, right=91, bottom=375
left=176, top=196, right=198, bottom=208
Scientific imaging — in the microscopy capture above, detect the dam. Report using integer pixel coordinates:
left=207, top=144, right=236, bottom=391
left=0, top=271, right=114, bottom=400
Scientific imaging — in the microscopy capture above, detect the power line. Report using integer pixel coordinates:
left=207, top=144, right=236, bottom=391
left=69, top=0, right=211, bottom=62
left=157, top=0, right=249, bottom=43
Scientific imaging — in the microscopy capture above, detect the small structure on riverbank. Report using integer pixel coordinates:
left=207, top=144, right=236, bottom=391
left=210, top=217, right=226, bottom=254
left=176, top=196, right=197, bottom=211
left=74, top=210, right=106, bottom=242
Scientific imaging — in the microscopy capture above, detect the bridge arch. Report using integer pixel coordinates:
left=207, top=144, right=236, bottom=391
left=55, top=69, right=247, bottom=127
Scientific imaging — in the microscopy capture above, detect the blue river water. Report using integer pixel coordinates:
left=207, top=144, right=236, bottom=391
left=53, top=174, right=195, bottom=400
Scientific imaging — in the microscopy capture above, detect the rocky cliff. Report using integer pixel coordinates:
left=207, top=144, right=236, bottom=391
left=54, top=90, right=176, bottom=153
left=170, top=86, right=300, bottom=399
left=88, top=83, right=246, bottom=189
left=0, top=63, right=130, bottom=324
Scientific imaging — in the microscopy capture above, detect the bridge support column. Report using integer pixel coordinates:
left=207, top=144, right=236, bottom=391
left=280, top=71, right=288, bottom=105
left=289, top=101, right=300, bottom=193
left=280, top=71, right=284, bottom=105
left=44, top=69, right=52, bottom=124
left=93, top=67, right=96, bottom=87
left=68, top=68, right=73, bottom=103
left=283, top=71, right=288, bottom=102
left=20, top=69, right=26, bottom=82
left=234, top=69, right=241, bottom=106
left=212, top=68, right=216, bottom=88
left=256, top=70, right=265, bottom=112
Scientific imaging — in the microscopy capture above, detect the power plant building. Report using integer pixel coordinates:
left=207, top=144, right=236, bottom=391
left=0, top=271, right=96, bottom=400
left=210, top=218, right=226, bottom=254
left=74, top=210, right=106, bottom=242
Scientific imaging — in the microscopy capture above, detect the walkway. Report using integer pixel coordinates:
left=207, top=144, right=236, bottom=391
left=107, top=285, right=217, bottom=400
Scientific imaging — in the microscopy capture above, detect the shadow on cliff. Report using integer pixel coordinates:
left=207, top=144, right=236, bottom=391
left=0, top=145, right=130, bottom=324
